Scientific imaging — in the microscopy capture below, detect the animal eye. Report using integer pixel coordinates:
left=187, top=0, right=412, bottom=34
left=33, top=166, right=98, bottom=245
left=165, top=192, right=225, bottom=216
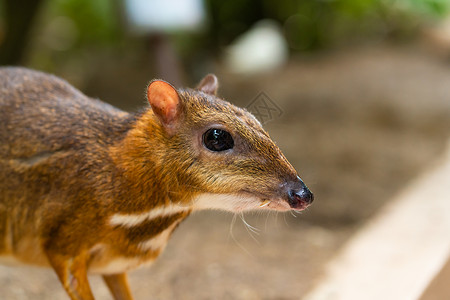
left=203, top=128, right=234, bottom=152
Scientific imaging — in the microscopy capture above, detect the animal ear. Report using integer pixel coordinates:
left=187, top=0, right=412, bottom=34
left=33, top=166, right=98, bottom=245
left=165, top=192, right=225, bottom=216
left=147, top=80, right=181, bottom=132
left=196, top=74, right=219, bottom=95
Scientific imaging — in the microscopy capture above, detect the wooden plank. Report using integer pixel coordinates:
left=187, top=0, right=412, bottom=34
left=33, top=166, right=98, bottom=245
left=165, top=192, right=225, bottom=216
left=419, top=255, right=450, bottom=300
left=303, top=142, right=450, bottom=300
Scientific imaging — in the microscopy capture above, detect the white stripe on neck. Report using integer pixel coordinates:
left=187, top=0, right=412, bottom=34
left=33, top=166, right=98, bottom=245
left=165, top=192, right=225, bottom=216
left=109, top=204, right=189, bottom=227
left=137, top=221, right=180, bottom=251
left=110, top=193, right=263, bottom=228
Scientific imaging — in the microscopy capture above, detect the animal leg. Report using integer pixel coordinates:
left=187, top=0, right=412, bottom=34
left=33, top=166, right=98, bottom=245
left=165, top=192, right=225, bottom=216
left=46, top=251, right=95, bottom=300
left=103, top=273, right=134, bottom=300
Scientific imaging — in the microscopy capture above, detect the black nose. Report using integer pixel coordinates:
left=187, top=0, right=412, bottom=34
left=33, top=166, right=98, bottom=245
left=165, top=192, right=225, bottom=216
left=287, top=177, right=314, bottom=210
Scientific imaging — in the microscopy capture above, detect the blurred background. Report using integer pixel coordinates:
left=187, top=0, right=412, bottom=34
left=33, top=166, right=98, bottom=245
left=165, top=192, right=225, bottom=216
left=1, top=0, right=450, bottom=299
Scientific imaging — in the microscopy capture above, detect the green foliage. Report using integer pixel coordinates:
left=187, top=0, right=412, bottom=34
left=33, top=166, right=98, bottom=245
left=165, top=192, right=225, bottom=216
left=204, top=0, right=450, bottom=52
left=4, top=0, right=449, bottom=66
left=48, top=0, right=121, bottom=46
left=407, top=0, right=450, bottom=17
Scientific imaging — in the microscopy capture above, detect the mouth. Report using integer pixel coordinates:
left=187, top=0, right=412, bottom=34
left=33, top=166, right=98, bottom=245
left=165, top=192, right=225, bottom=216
left=191, top=192, right=312, bottom=213
left=258, top=198, right=311, bottom=212
left=240, top=188, right=313, bottom=212
left=245, top=177, right=314, bottom=212
left=291, top=201, right=311, bottom=212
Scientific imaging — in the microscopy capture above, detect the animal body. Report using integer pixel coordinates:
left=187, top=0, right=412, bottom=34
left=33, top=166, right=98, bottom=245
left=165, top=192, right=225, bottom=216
left=0, top=67, right=313, bottom=300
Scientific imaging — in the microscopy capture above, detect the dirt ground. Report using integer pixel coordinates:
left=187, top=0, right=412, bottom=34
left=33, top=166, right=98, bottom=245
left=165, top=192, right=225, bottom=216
left=0, top=44, right=449, bottom=299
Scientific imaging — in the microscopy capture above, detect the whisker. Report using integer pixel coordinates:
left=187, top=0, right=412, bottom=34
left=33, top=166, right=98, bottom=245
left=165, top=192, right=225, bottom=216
left=240, top=213, right=260, bottom=234
left=240, top=213, right=260, bottom=245
left=229, top=214, right=237, bottom=238
left=228, top=214, right=253, bottom=257
left=283, top=212, right=289, bottom=227
left=265, top=210, right=271, bottom=231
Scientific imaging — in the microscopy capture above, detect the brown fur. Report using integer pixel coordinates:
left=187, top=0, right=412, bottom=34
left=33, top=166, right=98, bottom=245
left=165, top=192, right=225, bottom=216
left=0, top=67, right=310, bottom=300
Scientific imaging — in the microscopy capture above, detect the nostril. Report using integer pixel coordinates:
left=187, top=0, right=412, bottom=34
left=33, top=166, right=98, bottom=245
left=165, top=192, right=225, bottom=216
left=288, top=187, right=314, bottom=208
left=285, top=176, right=314, bottom=209
left=296, top=187, right=314, bottom=204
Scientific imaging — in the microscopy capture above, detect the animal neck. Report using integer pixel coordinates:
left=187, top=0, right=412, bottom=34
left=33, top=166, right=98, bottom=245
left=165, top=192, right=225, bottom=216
left=108, top=110, right=199, bottom=213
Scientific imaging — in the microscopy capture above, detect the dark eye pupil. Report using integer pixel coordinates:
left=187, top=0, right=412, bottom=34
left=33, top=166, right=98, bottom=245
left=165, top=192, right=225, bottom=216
left=203, top=128, right=234, bottom=152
